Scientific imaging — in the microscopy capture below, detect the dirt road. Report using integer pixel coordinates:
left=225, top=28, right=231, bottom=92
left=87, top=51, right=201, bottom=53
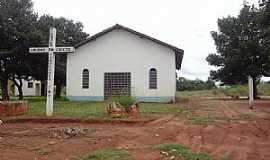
left=1, top=100, right=270, bottom=160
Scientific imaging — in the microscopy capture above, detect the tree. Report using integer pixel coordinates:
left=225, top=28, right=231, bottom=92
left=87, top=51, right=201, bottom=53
left=0, top=0, right=88, bottom=100
left=258, top=0, right=270, bottom=76
left=35, top=15, right=88, bottom=98
left=0, top=0, right=42, bottom=100
left=206, top=4, right=270, bottom=99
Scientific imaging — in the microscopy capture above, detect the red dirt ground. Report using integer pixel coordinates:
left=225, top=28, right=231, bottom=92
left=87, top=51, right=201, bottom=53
left=1, top=99, right=270, bottom=160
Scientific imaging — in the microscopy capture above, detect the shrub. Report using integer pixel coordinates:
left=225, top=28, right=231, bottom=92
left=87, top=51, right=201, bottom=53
left=108, top=96, right=136, bottom=107
left=118, top=96, right=136, bottom=107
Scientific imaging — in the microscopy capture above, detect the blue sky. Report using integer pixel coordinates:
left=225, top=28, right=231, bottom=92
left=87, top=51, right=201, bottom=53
left=32, top=0, right=258, bottom=81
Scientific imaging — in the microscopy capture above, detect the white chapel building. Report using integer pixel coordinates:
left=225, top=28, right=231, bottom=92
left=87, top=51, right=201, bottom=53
left=66, top=24, right=184, bottom=102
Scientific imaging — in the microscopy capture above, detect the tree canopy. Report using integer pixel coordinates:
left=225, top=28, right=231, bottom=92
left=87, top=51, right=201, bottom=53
left=34, top=15, right=89, bottom=97
left=206, top=2, right=270, bottom=98
left=0, top=0, right=41, bottom=100
left=0, top=0, right=88, bottom=100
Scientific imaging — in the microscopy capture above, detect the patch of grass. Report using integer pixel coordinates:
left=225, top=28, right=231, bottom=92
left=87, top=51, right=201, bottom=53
left=157, top=143, right=212, bottom=160
left=25, top=97, right=183, bottom=118
left=219, top=152, right=232, bottom=160
left=257, top=83, right=270, bottom=96
left=238, top=113, right=255, bottom=120
left=140, top=103, right=183, bottom=116
left=38, top=148, right=49, bottom=155
left=176, top=83, right=270, bottom=99
left=188, top=116, right=216, bottom=125
left=27, top=101, right=105, bottom=118
left=181, top=110, right=193, bottom=118
left=82, top=148, right=131, bottom=160
left=176, top=90, right=222, bottom=98
left=181, top=110, right=216, bottom=125
left=219, top=85, right=248, bottom=97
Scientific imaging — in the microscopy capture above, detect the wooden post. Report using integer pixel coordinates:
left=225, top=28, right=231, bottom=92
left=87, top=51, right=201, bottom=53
left=46, top=27, right=56, bottom=116
left=248, top=76, right=254, bottom=109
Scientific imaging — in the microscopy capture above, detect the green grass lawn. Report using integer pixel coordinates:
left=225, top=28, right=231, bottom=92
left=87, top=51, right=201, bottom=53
left=176, top=90, right=223, bottom=98
left=81, top=148, right=131, bottom=160
left=176, top=83, right=270, bottom=98
left=25, top=97, right=183, bottom=118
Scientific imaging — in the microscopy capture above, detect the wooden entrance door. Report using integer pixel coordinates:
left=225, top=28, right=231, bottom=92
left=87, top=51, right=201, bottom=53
left=104, top=72, right=131, bottom=98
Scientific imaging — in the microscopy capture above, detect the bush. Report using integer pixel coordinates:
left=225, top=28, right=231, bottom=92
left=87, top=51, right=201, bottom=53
left=118, top=96, right=136, bottom=107
left=108, top=96, right=136, bottom=107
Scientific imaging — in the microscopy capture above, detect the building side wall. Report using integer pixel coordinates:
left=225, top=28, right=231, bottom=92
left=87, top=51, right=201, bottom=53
left=67, top=30, right=176, bottom=102
left=14, top=80, right=41, bottom=96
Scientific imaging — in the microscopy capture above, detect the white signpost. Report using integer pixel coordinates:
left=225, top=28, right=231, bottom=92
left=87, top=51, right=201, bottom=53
left=248, top=76, right=254, bottom=109
left=29, top=27, right=75, bottom=116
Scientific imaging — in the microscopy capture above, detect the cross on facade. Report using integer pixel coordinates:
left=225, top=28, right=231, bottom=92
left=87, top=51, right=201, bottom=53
left=29, top=27, right=75, bottom=116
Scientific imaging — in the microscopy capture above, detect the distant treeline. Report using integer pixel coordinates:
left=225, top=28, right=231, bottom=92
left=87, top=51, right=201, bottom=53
left=176, top=77, right=216, bottom=91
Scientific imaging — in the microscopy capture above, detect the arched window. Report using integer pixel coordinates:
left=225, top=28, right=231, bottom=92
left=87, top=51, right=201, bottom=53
left=82, top=69, right=89, bottom=89
left=149, top=68, right=157, bottom=89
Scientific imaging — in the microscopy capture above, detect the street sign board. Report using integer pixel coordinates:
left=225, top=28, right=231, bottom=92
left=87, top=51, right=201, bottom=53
left=54, top=47, right=75, bottom=53
left=29, top=47, right=49, bottom=53
left=30, top=47, right=75, bottom=53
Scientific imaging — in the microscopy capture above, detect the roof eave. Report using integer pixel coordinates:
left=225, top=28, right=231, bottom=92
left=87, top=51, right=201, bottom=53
left=175, top=49, right=184, bottom=70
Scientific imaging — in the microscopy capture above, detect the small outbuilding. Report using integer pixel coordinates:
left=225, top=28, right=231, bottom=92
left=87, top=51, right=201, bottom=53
left=66, top=24, right=184, bottom=102
left=15, top=79, right=42, bottom=96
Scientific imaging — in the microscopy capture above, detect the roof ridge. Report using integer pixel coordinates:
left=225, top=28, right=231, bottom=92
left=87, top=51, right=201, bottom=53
left=75, top=24, right=183, bottom=51
left=74, top=24, right=184, bottom=69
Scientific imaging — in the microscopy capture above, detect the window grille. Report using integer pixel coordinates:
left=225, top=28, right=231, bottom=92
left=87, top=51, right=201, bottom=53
left=149, top=68, right=157, bottom=89
left=104, top=72, right=131, bottom=98
left=82, top=69, right=89, bottom=89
